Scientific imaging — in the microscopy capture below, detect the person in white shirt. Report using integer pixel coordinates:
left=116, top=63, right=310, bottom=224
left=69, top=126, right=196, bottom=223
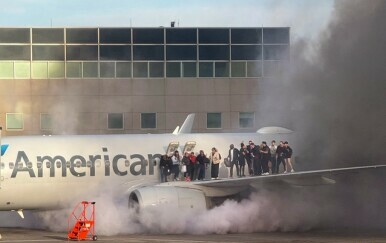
left=269, top=140, right=278, bottom=174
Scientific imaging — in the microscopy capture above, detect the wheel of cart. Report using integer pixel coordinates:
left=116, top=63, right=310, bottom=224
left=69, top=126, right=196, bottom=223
left=67, top=201, right=96, bottom=241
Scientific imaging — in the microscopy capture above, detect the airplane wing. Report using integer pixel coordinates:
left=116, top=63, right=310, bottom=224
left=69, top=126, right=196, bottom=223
left=161, top=165, right=386, bottom=197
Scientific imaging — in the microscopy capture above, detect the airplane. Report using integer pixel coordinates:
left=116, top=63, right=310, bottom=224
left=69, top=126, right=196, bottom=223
left=0, top=113, right=385, bottom=220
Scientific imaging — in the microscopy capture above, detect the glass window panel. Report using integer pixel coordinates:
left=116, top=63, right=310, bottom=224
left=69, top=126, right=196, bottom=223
left=6, top=113, right=23, bottom=130
left=32, top=62, right=48, bottom=79
left=100, top=62, right=115, bottom=78
left=166, top=45, right=197, bottom=60
left=108, top=113, right=123, bottom=129
left=133, top=28, right=164, bottom=44
left=182, top=62, right=196, bottom=77
left=133, top=45, right=164, bottom=60
left=0, top=46, right=30, bottom=60
left=239, top=112, right=254, bottom=128
left=66, top=45, right=98, bottom=60
left=133, top=62, right=148, bottom=78
left=231, top=62, right=246, bottom=77
left=83, top=62, right=98, bottom=78
left=32, top=28, right=64, bottom=43
left=0, top=62, right=13, bottom=78
left=66, top=28, right=98, bottom=43
left=100, top=28, right=131, bottom=43
left=263, top=61, right=285, bottom=77
left=48, top=62, right=65, bottom=78
left=207, top=113, right=221, bottom=129
left=231, top=28, right=262, bottom=44
left=263, top=28, right=290, bottom=44
left=40, top=113, right=52, bottom=130
left=263, top=45, right=289, bottom=60
left=199, top=45, right=229, bottom=60
left=141, top=113, right=156, bottom=129
left=149, top=62, right=164, bottom=78
left=166, top=62, right=181, bottom=77
left=100, top=45, right=131, bottom=61
left=215, top=62, right=229, bottom=77
left=199, top=62, right=213, bottom=77
left=199, top=29, right=229, bottom=44
left=32, top=45, right=64, bottom=60
left=231, top=45, right=262, bottom=60
left=116, top=62, right=131, bottom=78
left=0, top=28, right=30, bottom=43
left=15, top=62, right=30, bottom=78
left=66, top=62, right=82, bottom=78
left=247, top=61, right=262, bottom=77
left=166, top=28, right=197, bottom=44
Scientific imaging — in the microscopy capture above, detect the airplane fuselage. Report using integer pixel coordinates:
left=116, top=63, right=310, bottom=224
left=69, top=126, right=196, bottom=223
left=0, top=133, right=290, bottom=211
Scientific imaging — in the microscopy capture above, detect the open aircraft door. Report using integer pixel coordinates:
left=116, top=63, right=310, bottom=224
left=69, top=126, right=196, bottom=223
left=183, top=141, right=196, bottom=154
left=166, top=142, right=180, bottom=155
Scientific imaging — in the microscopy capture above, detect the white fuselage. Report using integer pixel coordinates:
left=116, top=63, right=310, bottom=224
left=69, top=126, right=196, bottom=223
left=0, top=133, right=289, bottom=211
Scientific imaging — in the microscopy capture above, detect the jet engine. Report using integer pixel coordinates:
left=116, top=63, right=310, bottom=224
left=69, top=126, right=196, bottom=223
left=128, top=186, right=208, bottom=210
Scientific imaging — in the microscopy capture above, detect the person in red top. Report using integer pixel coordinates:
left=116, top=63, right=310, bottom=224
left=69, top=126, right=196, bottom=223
left=189, top=152, right=198, bottom=181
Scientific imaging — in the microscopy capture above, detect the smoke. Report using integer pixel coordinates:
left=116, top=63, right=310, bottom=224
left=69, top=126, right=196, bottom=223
left=258, top=0, right=386, bottom=169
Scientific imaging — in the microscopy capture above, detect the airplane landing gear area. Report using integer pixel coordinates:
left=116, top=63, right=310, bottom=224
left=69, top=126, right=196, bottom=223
left=68, top=201, right=97, bottom=241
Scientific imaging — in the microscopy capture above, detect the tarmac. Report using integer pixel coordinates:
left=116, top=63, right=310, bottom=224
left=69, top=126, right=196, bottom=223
left=0, top=228, right=386, bottom=243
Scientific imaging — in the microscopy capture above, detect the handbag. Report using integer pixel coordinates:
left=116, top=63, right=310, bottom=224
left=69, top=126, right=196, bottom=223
left=181, top=165, right=187, bottom=173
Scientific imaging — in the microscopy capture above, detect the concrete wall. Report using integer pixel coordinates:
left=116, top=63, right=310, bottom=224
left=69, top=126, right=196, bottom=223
left=0, top=77, right=263, bottom=136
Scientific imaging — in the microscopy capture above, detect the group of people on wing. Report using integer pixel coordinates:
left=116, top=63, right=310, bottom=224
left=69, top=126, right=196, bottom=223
left=228, top=140, right=294, bottom=178
left=159, top=140, right=294, bottom=182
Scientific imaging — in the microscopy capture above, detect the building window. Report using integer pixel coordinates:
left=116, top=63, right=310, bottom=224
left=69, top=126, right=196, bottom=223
left=182, top=62, right=196, bottom=77
left=166, top=62, right=181, bottom=77
left=231, top=62, right=246, bottom=77
left=108, top=113, right=124, bottom=129
left=133, top=62, right=148, bottom=78
left=215, top=62, right=229, bottom=77
left=40, top=113, right=52, bottom=130
left=116, top=62, right=131, bottom=78
left=100, top=62, right=115, bottom=78
left=239, top=112, right=254, bottom=128
left=207, top=113, right=221, bottom=129
left=199, top=62, right=213, bottom=77
left=6, top=113, right=24, bottom=130
left=149, top=62, right=164, bottom=78
left=141, top=113, right=156, bottom=129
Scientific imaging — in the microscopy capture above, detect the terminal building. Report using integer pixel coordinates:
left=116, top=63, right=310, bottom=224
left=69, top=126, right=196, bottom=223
left=0, top=27, right=289, bottom=136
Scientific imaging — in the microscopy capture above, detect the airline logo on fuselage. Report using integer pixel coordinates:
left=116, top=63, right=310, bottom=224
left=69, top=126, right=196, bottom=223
left=8, top=147, right=161, bottom=178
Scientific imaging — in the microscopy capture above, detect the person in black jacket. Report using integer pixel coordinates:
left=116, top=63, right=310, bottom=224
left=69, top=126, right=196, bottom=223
left=283, top=141, right=295, bottom=173
left=196, top=150, right=208, bottom=180
left=228, top=144, right=239, bottom=178
left=159, top=154, right=171, bottom=182
left=276, top=141, right=286, bottom=173
left=238, top=143, right=247, bottom=177
left=260, top=141, right=270, bottom=175
left=246, top=140, right=254, bottom=175
left=251, top=143, right=261, bottom=176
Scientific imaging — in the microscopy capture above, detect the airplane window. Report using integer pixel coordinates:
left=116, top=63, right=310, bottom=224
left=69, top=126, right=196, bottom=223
left=1, top=162, right=4, bottom=169
left=18, top=163, right=23, bottom=169
left=86, top=161, right=92, bottom=168
left=66, top=161, right=71, bottom=168
left=9, top=162, right=14, bottom=169
left=46, top=162, right=51, bottom=168
left=37, top=162, right=42, bottom=169
left=27, top=162, right=33, bottom=169
left=125, top=160, right=130, bottom=167
left=75, top=161, right=81, bottom=168
left=56, top=161, right=61, bottom=168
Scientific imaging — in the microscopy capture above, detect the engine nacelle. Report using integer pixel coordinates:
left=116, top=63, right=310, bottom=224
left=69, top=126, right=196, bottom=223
left=129, top=186, right=207, bottom=210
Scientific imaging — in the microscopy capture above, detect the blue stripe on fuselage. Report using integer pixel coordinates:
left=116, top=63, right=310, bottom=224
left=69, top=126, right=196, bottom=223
left=1, top=144, right=9, bottom=156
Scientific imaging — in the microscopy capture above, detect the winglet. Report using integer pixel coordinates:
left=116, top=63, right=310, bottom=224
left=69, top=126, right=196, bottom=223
left=175, top=113, right=195, bottom=134
left=257, top=126, right=293, bottom=134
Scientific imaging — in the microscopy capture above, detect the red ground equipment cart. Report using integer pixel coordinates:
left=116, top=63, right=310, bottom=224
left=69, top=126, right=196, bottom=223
left=68, top=201, right=97, bottom=241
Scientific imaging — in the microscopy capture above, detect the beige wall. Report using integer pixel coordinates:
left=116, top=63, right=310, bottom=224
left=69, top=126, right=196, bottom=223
left=0, top=77, right=262, bottom=136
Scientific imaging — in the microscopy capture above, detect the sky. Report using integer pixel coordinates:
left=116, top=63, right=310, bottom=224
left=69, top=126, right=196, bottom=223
left=0, top=0, right=334, bottom=41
